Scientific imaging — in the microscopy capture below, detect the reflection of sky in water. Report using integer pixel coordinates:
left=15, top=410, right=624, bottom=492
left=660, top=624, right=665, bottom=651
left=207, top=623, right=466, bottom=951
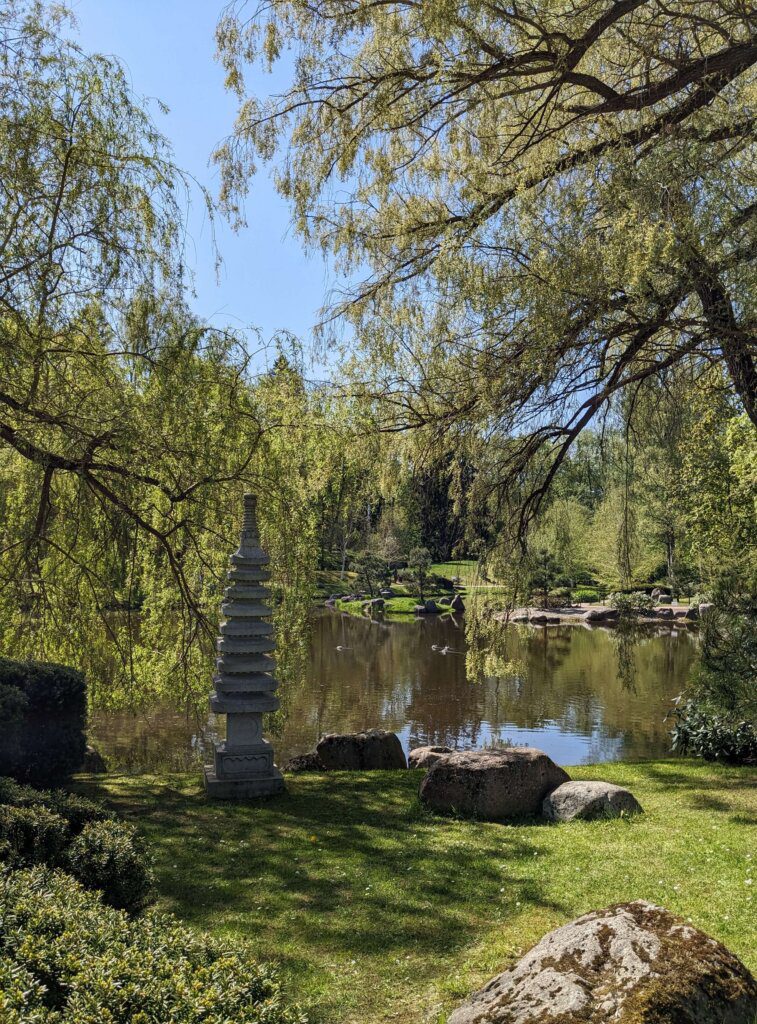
left=397, top=721, right=623, bottom=766
left=90, top=614, right=697, bottom=771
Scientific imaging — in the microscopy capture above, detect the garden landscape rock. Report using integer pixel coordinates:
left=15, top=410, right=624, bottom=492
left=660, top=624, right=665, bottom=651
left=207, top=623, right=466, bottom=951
left=408, top=745, right=453, bottom=769
left=448, top=900, right=757, bottom=1024
left=583, top=607, right=619, bottom=623
left=316, top=729, right=407, bottom=770
left=542, top=780, right=643, bottom=822
left=419, top=748, right=569, bottom=820
left=283, top=751, right=327, bottom=773
left=82, top=745, right=108, bottom=773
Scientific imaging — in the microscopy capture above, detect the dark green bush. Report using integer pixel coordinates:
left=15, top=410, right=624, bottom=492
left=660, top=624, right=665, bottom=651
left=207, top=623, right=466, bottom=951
left=0, top=657, right=87, bottom=785
left=0, top=867, right=305, bottom=1024
left=0, top=804, right=69, bottom=866
left=0, top=657, right=86, bottom=711
left=669, top=698, right=757, bottom=765
left=66, top=819, right=154, bottom=913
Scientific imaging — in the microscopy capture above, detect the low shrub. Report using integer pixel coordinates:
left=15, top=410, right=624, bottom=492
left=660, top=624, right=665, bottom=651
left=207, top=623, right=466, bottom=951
left=608, top=591, right=655, bottom=615
left=0, top=776, right=110, bottom=834
left=0, top=804, right=69, bottom=866
left=573, top=588, right=600, bottom=604
left=0, top=776, right=150, bottom=912
left=66, top=818, right=154, bottom=913
left=0, top=866, right=306, bottom=1024
left=669, top=697, right=757, bottom=765
left=0, top=657, right=87, bottom=785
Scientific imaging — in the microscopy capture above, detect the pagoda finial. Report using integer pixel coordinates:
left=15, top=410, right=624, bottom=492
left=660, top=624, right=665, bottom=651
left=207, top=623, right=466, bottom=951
left=204, top=493, right=285, bottom=800
left=242, top=493, right=258, bottom=539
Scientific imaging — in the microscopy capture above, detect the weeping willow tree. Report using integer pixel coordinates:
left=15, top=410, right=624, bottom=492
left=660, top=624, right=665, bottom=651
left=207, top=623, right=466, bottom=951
left=216, top=0, right=757, bottom=547
left=0, top=1, right=327, bottom=709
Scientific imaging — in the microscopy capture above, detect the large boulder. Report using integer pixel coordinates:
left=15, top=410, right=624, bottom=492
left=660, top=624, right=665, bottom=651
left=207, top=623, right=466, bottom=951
left=654, top=606, right=675, bottom=619
left=316, top=729, right=407, bottom=770
left=543, top=780, right=643, bottom=822
left=408, top=745, right=453, bottom=770
left=450, top=594, right=466, bottom=613
left=419, top=748, right=569, bottom=821
left=448, top=900, right=757, bottom=1024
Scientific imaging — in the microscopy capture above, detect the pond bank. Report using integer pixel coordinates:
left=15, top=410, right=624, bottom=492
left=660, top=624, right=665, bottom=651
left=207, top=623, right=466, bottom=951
left=496, top=603, right=700, bottom=627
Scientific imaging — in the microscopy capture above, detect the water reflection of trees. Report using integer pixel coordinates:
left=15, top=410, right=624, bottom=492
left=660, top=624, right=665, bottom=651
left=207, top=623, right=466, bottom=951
left=91, top=612, right=699, bottom=768
left=279, top=613, right=698, bottom=762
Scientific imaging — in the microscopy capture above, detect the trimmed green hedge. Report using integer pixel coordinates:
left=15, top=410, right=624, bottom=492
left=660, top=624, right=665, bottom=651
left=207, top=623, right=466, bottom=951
left=0, top=657, right=86, bottom=712
left=0, top=657, right=87, bottom=785
left=0, top=778, right=152, bottom=913
left=0, top=867, right=305, bottom=1024
left=0, top=777, right=109, bottom=833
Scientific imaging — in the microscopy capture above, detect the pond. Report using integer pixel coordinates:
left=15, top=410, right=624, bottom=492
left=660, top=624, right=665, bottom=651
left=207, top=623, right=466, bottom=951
left=89, top=612, right=698, bottom=772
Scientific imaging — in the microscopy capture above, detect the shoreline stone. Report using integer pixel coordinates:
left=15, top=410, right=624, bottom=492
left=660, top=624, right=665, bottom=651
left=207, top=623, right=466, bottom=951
left=408, top=745, right=454, bottom=770
left=419, top=748, right=569, bottom=820
left=543, top=780, right=643, bottom=822
left=316, top=729, right=407, bottom=770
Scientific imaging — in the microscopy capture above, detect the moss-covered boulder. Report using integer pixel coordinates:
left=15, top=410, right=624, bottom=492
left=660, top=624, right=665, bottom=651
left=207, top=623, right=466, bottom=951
left=448, top=900, right=757, bottom=1023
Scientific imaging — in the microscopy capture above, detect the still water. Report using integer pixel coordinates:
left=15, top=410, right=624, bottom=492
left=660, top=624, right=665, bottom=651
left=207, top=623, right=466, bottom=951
left=89, top=612, right=698, bottom=771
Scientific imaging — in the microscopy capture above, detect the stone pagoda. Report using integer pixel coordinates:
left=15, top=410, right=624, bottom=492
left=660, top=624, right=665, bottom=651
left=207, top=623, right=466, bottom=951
left=204, top=494, right=285, bottom=799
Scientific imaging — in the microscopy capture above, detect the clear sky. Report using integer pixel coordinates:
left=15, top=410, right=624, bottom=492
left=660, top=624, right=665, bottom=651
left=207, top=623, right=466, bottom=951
left=71, top=0, right=332, bottom=362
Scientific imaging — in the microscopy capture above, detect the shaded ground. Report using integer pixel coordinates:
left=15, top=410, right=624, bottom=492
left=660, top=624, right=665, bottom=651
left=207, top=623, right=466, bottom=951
left=76, top=759, right=756, bottom=1024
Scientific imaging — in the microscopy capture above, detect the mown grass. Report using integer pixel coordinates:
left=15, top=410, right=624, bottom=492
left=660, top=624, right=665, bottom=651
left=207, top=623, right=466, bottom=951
left=431, top=560, right=481, bottom=584
left=76, top=760, right=757, bottom=1024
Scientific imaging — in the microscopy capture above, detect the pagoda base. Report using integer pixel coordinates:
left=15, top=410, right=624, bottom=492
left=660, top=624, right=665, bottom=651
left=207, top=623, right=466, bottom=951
left=204, top=764, right=285, bottom=800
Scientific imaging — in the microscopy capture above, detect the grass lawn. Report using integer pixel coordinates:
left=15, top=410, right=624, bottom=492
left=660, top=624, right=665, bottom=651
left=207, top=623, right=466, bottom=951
left=76, top=760, right=756, bottom=1024
left=431, top=560, right=481, bottom=585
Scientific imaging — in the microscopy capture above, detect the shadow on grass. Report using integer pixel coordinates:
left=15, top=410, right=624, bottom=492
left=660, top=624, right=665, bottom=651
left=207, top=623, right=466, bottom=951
left=76, top=771, right=566, bottom=967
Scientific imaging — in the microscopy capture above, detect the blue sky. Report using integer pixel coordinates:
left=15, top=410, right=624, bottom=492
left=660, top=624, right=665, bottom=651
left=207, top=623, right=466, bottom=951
left=72, top=0, right=331, bottom=362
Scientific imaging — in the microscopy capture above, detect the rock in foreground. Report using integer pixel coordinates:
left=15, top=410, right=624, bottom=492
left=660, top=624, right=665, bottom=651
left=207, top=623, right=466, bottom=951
left=316, top=729, right=407, bottom=770
left=543, top=780, right=643, bottom=822
left=408, top=745, right=453, bottom=769
left=283, top=751, right=327, bottom=773
left=448, top=900, right=757, bottom=1024
left=419, top=748, right=569, bottom=820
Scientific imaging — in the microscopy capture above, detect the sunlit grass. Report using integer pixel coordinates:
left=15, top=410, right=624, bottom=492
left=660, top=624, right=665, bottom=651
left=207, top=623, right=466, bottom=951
left=76, top=760, right=757, bottom=1024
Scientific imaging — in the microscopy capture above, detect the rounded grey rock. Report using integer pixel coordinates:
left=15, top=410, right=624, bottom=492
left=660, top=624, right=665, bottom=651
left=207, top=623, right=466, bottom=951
left=542, top=780, right=643, bottom=822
